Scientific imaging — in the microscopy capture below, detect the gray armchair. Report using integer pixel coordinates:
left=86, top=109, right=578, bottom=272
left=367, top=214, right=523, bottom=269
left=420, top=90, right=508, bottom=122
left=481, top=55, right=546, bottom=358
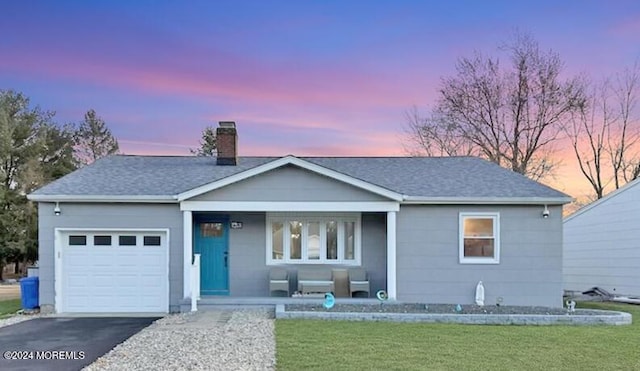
left=269, top=268, right=290, bottom=297
left=349, top=268, right=370, bottom=298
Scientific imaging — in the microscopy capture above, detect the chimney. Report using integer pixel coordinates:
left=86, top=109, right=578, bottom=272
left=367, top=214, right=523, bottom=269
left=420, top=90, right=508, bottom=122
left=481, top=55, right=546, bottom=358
left=216, top=121, right=238, bottom=165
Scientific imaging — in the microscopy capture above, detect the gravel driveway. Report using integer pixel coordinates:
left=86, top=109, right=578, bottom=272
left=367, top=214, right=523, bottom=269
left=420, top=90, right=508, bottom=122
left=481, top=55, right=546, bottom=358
left=83, top=309, right=276, bottom=371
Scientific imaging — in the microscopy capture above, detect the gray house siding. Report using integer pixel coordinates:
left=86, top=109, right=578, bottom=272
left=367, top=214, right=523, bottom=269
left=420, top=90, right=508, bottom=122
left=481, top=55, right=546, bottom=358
left=228, top=212, right=268, bottom=296
left=39, top=205, right=387, bottom=312
left=37, top=202, right=183, bottom=312
left=38, top=202, right=563, bottom=309
left=190, top=165, right=389, bottom=202
left=396, top=205, right=563, bottom=307
left=360, top=213, right=387, bottom=294
left=564, top=181, right=640, bottom=297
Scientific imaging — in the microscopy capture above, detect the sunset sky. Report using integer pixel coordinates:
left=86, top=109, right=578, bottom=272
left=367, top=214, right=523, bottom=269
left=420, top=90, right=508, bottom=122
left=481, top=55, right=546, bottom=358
left=1, top=1, right=639, bottom=201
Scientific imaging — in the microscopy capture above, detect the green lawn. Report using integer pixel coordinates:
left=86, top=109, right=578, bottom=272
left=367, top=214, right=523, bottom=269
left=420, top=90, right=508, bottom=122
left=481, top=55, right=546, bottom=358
left=276, top=302, right=640, bottom=370
left=0, top=299, right=21, bottom=318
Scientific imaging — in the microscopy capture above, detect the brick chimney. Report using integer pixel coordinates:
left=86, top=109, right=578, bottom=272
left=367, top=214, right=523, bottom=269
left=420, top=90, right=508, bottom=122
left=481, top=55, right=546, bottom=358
left=216, top=121, right=238, bottom=165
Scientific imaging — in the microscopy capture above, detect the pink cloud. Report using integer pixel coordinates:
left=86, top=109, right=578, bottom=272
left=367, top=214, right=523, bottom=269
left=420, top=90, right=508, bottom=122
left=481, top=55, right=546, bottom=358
left=240, top=141, right=400, bottom=157
left=0, top=40, right=430, bottom=113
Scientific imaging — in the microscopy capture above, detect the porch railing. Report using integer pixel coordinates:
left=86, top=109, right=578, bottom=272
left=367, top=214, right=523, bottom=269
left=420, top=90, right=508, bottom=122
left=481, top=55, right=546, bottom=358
left=191, top=253, right=201, bottom=312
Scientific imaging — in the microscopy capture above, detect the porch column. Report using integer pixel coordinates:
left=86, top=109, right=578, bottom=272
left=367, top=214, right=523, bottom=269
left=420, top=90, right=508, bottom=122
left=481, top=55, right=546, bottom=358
left=386, top=211, right=397, bottom=300
left=183, top=210, right=193, bottom=300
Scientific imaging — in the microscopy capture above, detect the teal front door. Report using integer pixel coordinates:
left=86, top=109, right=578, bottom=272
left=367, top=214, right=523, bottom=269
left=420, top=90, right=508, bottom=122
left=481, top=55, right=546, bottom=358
left=194, top=219, right=229, bottom=295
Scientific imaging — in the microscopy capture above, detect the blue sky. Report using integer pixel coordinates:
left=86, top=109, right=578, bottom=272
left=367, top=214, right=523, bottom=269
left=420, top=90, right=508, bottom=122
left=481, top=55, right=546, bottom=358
left=1, top=0, right=639, bottom=197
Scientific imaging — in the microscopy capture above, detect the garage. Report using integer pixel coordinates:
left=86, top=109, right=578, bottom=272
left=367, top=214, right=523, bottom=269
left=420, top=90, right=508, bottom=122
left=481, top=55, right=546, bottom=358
left=58, top=230, right=169, bottom=313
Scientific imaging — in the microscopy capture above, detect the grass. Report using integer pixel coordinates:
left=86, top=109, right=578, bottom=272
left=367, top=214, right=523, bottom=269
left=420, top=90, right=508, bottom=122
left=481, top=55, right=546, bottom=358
left=276, top=302, right=640, bottom=370
left=0, top=298, right=21, bottom=318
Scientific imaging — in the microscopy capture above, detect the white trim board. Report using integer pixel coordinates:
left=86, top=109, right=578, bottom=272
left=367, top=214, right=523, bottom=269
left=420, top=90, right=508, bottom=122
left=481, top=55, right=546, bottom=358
left=180, top=201, right=400, bottom=212
left=177, top=156, right=404, bottom=202
left=182, top=211, right=193, bottom=301
left=28, top=195, right=177, bottom=203
left=403, top=196, right=571, bottom=205
left=458, top=212, right=500, bottom=265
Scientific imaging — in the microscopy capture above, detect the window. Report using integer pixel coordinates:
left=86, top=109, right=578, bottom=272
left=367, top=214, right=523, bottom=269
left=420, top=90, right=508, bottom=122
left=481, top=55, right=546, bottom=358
left=344, top=221, right=355, bottom=260
left=307, top=222, right=320, bottom=260
left=326, top=221, right=338, bottom=260
left=200, top=222, right=223, bottom=237
left=267, top=214, right=360, bottom=265
left=272, top=222, right=284, bottom=260
left=94, top=235, right=112, bottom=246
left=289, top=221, right=302, bottom=259
left=459, top=213, right=500, bottom=264
left=68, top=235, right=86, bottom=246
left=143, top=236, right=162, bottom=246
left=119, top=235, right=137, bottom=246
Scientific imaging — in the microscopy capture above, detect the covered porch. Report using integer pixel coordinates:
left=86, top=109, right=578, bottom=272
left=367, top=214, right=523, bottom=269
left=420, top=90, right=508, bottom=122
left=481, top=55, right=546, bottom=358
left=180, top=202, right=399, bottom=311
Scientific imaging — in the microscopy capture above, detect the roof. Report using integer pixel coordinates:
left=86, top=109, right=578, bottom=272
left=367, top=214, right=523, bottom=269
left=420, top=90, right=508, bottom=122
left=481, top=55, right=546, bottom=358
left=29, top=155, right=571, bottom=204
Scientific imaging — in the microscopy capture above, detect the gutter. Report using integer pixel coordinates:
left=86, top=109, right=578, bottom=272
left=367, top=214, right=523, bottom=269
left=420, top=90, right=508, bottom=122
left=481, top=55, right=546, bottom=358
left=26, top=194, right=178, bottom=203
left=27, top=194, right=572, bottom=205
left=401, top=196, right=573, bottom=205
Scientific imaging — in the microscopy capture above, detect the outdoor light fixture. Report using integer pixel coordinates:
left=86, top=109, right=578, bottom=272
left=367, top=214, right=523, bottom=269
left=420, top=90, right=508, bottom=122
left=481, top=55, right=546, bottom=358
left=54, top=202, right=61, bottom=216
left=542, top=205, right=550, bottom=219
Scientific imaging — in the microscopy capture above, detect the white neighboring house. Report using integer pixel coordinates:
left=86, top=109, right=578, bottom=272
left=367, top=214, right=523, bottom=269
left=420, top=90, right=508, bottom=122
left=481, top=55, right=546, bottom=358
left=564, top=178, right=640, bottom=298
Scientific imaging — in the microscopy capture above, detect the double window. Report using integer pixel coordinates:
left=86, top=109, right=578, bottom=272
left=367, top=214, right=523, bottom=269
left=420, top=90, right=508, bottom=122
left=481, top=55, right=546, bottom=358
left=459, top=212, right=500, bottom=264
left=267, top=214, right=360, bottom=265
left=67, top=233, right=163, bottom=247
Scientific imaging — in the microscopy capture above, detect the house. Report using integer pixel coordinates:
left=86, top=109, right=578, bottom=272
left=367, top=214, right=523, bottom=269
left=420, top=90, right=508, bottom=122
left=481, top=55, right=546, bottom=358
left=564, top=179, right=640, bottom=298
left=27, top=122, right=571, bottom=313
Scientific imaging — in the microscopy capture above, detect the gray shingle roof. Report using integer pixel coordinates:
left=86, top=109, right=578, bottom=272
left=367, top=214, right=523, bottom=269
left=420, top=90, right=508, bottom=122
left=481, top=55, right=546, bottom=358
left=31, top=155, right=569, bottom=200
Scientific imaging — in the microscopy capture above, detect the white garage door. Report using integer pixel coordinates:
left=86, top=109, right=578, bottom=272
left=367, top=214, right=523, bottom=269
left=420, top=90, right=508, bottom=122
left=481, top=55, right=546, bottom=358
left=60, top=230, right=169, bottom=313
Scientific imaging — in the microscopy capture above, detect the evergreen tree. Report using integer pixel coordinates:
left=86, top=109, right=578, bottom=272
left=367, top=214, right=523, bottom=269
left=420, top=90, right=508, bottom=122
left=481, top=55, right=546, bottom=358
left=190, top=126, right=217, bottom=156
left=0, top=90, right=76, bottom=278
left=73, top=109, right=119, bottom=165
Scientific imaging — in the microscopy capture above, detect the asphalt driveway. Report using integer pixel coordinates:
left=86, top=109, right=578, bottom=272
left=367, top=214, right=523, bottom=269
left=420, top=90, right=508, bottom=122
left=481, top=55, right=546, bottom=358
left=0, top=317, right=160, bottom=371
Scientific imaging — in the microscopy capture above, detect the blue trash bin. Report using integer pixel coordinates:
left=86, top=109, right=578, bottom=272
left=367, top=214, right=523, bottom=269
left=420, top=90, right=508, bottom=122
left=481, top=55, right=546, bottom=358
left=20, top=277, right=39, bottom=310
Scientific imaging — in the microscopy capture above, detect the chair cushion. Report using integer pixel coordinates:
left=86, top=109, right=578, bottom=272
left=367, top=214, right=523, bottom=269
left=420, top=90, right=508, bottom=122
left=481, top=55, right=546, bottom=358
left=270, top=269, right=288, bottom=280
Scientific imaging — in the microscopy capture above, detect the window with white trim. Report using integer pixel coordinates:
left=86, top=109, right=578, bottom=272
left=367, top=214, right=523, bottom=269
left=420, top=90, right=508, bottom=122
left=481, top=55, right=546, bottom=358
left=459, top=212, right=500, bottom=264
left=267, top=213, right=361, bottom=265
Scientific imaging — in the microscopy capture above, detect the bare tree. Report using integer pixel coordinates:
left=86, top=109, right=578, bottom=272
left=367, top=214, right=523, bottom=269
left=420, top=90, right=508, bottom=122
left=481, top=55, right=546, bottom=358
left=564, top=81, right=612, bottom=199
left=610, top=63, right=640, bottom=186
left=405, top=33, right=585, bottom=181
left=563, top=63, right=640, bottom=199
left=403, top=106, right=477, bottom=157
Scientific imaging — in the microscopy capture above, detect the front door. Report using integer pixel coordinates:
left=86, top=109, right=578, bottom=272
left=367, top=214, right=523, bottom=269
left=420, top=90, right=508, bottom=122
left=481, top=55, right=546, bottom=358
left=194, top=219, right=229, bottom=295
